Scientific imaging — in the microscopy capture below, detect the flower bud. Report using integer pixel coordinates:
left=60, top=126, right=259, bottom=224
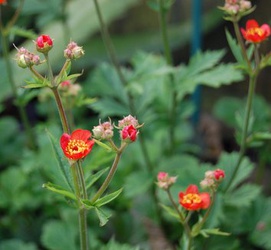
left=36, top=34, right=53, bottom=53
left=92, top=121, right=114, bottom=140
left=157, top=172, right=177, bottom=190
left=64, top=41, right=84, bottom=60
left=213, top=169, right=225, bottom=181
left=121, top=124, right=138, bottom=142
left=118, top=115, right=139, bottom=129
left=15, top=47, right=41, bottom=68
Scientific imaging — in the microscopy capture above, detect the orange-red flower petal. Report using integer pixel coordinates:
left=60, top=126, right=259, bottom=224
left=0, top=0, right=7, bottom=5
left=241, top=19, right=271, bottom=43
left=60, top=129, right=94, bottom=160
left=179, top=184, right=211, bottom=211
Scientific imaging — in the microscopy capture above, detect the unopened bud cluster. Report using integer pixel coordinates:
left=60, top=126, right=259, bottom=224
left=200, top=169, right=225, bottom=190
left=157, top=172, right=177, bottom=190
left=64, top=41, right=84, bottom=60
left=16, top=47, right=41, bottom=68
left=221, top=0, right=251, bottom=15
left=93, top=120, right=114, bottom=140
left=92, top=115, right=141, bottom=143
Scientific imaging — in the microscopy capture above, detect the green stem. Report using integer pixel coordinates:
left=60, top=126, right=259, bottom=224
left=158, top=0, right=173, bottom=65
left=157, top=0, right=177, bottom=153
left=232, top=18, right=251, bottom=68
left=166, top=189, right=192, bottom=247
left=91, top=143, right=127, bottom=203
left=71, top=164, right=89, bottom=250
left=224, top=73, right=257, bottom=192
left=44, top=53, right=56, bottom=87
left=51, top=88, right=70, bottom=134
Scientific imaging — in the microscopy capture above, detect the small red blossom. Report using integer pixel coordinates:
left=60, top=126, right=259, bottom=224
left=179, top=185, right=210, bottom=211
left=241, top=19, right=271, bottom=43
left=0, top=0, right=7, bottom=5
left=121, top=125, right=138, bottom=142
left=36, top=34, right=53, bottom=53
left=60, top=129, right=95, bottom=160
left=213, top=169, right=225, bottom=181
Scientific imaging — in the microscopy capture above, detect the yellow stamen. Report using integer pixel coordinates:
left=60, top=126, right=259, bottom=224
left=66, top=139, right=88, bottom=155
left=183, top=193, right=201, bottom=204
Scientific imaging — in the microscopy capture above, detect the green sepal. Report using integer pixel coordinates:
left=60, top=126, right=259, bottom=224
left=23, top=76, right=50, bottom=89
left=55, top=60, right=72, bottom=85
left=199, top=228, right=231, bottom=238
left=160, top=203, right=180, bottom=220
left=42, top=182, right=76, bottom=201
left=93, top=139, right=113, bottom=152
left=85, top=167, right=109, bottom=190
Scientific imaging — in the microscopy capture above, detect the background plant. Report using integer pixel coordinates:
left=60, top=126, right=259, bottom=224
left=1, top=0, right=271, bottom=250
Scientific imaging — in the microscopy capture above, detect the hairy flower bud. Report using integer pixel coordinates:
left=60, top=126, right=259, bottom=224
left=200, top=169, right=225, bottom=189
left=118, top=115, right=139, bottom=129
left=35, top=34, right=53, bottom=53
left=157, top=172, right=177, bottom=190
left=92, top=121, right=114, bottom=140
left=64, top=41, right=84, bottom=59
left=15, top=47, right=41, bottom=68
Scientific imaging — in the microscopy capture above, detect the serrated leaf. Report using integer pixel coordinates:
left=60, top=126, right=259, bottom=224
left=94, top=188, right=123, bottom=207
left=224, top=184, right=261, bottom=207
left=200, top=228, right=230, bottom=238
left=46, top=130, right=74, bottom=192
left=217, top=152, right=254, bottom=192
left=22, top=83, right=46, bottom=89
left=85, top=167, right=109, bottom=190
left=42, top=182, right=76, bottom=201
left=160, top=204, right=180, bottom=220
left=95, top=207, right=110, bottom=226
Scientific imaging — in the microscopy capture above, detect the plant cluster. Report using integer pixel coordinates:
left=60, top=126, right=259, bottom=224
left=1, top=0, right=271, bottom=250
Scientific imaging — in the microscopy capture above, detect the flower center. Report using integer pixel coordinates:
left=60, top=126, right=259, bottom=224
left=66, top=139, right=89, bottom=155
left=182, top=193, right=201, bottom=204
left=248, top=28, right=264, bottom=36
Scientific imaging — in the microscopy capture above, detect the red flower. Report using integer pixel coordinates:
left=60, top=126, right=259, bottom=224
left=179, top=185, right=210, bottom=211
left=241, top=19, right=271, bottom=43
left=36, top=34, right=53, bottom=53
left=121, top=125, right=138, bottom=142
left=0, top=0, right=7, bottom=5
left=60, top=129, right=95, bottom=160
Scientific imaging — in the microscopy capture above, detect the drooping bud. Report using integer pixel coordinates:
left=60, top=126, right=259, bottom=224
left=64, top=41, right=84, bottom=60
left=35, top=34, right=53, bottom=53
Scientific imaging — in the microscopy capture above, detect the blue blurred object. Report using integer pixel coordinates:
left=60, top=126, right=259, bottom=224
left=191, top=0, right=202, bottom=125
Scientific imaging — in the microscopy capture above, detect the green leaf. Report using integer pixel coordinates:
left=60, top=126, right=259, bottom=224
left=160, top=204, right=180, bottom=220
left=10, top=26, right=37, bottom=40
left=224, top=184, right=261, bottom=208
left=85, top=167, right=109, bottom=190
left=93, top=139, right=113, bottom=152
left=200, top=228, right=230, bottom=238
left=42, top=182, right=76, bottom=201
left=225, top=29, right=245, bottom=65
left=94, top=188, right=123, bottom=207
left=217, top=152, right=254, bottom=191
left=41, top=220, right=77, bottom=250
left=46, top=130, right=74, bottom=192
left=95, top=207, right=111, bottom=226
left=22, top=83, right=47, bottom=89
